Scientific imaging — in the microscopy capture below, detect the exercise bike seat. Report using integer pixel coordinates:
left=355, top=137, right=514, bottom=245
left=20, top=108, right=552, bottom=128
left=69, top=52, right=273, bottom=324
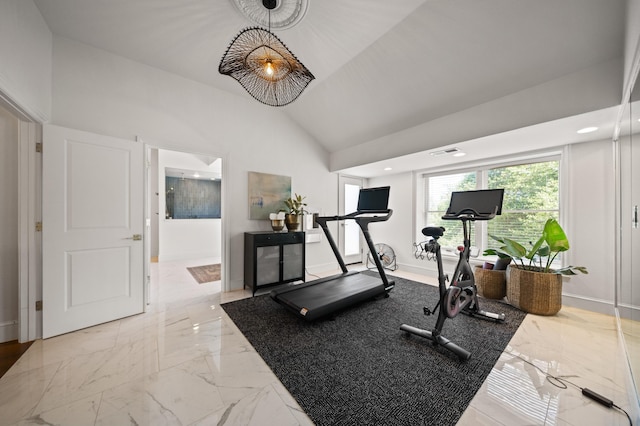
left=422, top=226, right=445, bottom=238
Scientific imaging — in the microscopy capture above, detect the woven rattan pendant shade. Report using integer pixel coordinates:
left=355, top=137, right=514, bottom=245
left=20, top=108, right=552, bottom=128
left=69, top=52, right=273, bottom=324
left=219, top=26, right=314, bottom=107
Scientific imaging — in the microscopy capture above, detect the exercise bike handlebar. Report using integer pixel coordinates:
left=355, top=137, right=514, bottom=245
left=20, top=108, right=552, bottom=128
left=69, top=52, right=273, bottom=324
left=441, top=206, right=499, bottom=221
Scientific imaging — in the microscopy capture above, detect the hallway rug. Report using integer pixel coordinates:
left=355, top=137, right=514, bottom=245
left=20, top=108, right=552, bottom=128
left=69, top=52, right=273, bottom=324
left=221, top=273, right=526, bottom=425
left=187, top=264, right=221, bottom=284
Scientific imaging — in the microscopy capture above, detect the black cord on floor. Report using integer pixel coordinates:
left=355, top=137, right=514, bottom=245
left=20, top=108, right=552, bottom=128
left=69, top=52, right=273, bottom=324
left=498, top=348, right=633, bottom=426
left=304, top=268, right=320, bottom=279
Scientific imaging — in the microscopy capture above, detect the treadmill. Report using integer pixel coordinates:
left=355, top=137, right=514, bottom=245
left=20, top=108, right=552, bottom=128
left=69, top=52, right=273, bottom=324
left=270, top=186, right=395, bottom=321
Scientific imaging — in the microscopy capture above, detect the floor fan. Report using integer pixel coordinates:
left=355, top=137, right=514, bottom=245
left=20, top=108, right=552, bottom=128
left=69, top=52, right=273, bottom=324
left=367, top=243, right=397, bottom=271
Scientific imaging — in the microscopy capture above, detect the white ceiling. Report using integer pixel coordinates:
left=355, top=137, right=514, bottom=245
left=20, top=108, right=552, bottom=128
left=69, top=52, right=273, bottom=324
left=33, top=0, right=628, bottom=177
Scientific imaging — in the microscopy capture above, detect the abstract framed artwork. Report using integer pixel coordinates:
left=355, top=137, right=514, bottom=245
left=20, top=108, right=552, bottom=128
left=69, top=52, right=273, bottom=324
left=248, top=171, right=291, bottom=220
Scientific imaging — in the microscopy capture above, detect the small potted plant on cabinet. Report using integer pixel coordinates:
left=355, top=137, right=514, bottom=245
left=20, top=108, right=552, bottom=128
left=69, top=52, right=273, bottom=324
left=284, top=193, right=308, bottom=232
left=485, top=218, right=587, bottom=315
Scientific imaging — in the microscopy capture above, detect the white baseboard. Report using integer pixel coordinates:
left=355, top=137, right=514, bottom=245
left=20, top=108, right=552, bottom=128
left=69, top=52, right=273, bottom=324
left=305, top=262, right=341, bottom=276
left=556, top=293, right=615, bottom=316
left=617, top=302, right=640, bottom=320
left=0, top=320, right=18, bottom=343
left=394, top=262, right=438, bottom=278
left=227, top=278, right=245, bottom=292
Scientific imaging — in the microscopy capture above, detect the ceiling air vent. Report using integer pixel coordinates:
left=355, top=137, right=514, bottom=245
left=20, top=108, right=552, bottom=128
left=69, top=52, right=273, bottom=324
left=430, top=148, right=460, bottom=156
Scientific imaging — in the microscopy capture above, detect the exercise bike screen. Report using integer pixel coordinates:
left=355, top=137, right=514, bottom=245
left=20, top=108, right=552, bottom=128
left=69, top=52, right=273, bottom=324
left=446, top=188, right=504, bottom=216
left=357, top=186, right=390, bottom=211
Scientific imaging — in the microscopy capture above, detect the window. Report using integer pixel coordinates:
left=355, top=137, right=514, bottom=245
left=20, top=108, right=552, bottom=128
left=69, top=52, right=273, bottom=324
left=425, top=172, right=477, bottom=248
left=421, top=157, right=560, bottom=256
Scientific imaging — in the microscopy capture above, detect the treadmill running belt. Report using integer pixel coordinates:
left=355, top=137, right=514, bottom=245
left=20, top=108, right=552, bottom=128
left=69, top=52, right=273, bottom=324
left=271, top=272, right=386, bottom=321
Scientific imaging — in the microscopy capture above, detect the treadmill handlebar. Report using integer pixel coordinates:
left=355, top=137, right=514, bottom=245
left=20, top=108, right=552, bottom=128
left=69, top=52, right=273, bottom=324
left=316, top=209, right=393, bottom=223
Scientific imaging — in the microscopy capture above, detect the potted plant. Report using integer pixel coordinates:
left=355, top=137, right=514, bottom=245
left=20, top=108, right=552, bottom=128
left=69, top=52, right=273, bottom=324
left=473, top=252, right=512, bottom=300
left=484, top=218, right=587, bottom=315
left=283, top=193, right=308, bottom=231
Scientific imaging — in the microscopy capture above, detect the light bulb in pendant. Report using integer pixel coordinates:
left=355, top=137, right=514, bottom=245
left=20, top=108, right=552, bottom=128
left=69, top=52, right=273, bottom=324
left=265, top=60, right=274, bottom=76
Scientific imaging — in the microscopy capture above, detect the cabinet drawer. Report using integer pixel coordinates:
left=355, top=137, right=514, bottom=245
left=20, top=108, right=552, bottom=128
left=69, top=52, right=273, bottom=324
left=253, top=232, right=303, bottom=245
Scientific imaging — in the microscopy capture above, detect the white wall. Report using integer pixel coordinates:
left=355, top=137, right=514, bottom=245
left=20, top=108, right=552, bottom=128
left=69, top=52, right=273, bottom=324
left=369, top=139, right=617, bottom=315
left=0, top=0, right=52, bottom=122
left=49, top=36, right=338, bottom=290
left=157, top=149, right=222, bottom=262
left=562, top=140, right=616, bottom=312
left=0, top=105, right=19, bottom=342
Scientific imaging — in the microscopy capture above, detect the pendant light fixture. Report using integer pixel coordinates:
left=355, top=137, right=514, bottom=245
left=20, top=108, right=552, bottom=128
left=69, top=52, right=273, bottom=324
left=219, top=0, right=314, bottom=107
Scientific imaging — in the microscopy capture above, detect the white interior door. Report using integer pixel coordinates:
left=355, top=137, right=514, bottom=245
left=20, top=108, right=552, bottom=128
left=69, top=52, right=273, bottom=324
left=42, top=125, right=144, bottom=338
left=338, top=175, right=363, bottom=264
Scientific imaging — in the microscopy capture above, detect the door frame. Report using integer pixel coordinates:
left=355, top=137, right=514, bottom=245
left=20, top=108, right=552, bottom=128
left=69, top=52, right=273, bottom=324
left=142, top=141, right=228, bottom=293
left=18, top=120, right=40, bottom=342
left=338, top=175, right=364, bottom=264
left=1, top=92, right=42, bottom=343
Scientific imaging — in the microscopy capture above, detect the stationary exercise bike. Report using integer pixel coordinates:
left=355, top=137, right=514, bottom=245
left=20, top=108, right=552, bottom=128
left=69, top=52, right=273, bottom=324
left=400, top=189, right=506, bottom=360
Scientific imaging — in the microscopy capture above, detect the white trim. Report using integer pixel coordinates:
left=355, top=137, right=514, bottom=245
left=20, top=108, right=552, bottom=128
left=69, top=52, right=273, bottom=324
left=561, top=292, right=616, bottom=316
left=559, top=145, right=571, bottom=269
left=613, top=24, right=640, bottom=141
left=0, top=320, right=18, bottom=342
left=338, top=175, right=365, bottom=264
left=220, top=152, right=229, bottom=292
left=17, top=120, right=39, bottom=342
left=0, top=78, right=49, bottom=124
left=415, top=149, right=562, bottom=177
left=18, top=121, right=29, bottom=342
left=142, top=139, right=150, bottom=307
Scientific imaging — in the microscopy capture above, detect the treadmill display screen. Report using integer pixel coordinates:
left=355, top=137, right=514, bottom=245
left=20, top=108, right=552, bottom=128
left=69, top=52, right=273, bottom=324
left=357, top=186, right=390, bottom=211
left=446, top=189, right=504, bottom=216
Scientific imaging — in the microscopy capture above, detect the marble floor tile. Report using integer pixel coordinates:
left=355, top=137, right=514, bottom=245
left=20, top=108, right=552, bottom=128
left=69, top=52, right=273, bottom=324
left=0, top=259, right=637, bottom=426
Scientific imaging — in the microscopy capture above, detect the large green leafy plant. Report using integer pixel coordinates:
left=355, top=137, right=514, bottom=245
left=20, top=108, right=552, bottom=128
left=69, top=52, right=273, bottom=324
left=484, top=218, right=588, bottom=275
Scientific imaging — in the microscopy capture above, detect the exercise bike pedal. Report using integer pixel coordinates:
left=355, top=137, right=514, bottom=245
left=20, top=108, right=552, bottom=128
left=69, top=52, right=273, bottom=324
left=423, top=306, right=433, bottom=316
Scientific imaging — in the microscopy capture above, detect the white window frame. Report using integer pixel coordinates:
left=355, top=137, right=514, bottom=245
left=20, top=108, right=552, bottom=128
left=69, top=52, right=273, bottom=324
left=414, top=150, right=563, bottom=261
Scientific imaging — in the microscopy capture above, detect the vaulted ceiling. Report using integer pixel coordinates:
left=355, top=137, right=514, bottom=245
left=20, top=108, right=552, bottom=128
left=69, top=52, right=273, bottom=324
left=34, top=0, right=627, bottom=176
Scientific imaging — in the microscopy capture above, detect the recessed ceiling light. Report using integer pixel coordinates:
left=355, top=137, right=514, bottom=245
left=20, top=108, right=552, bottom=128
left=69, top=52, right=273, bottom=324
left=577, top=126, right=598, bottom=134
left=193, top=173, right=200, bottom=178
left=384, top=167, right=392, bottom=171
left=453, top=152, right=466, bottom=157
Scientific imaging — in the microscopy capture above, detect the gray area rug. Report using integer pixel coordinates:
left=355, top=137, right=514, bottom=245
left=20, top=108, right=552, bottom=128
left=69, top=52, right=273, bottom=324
left=221, top=273, right=526, bottom=425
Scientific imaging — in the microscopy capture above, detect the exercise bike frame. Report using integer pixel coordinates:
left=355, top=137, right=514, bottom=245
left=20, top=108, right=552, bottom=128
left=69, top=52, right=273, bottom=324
left=401, top=209, right=505, bottom=360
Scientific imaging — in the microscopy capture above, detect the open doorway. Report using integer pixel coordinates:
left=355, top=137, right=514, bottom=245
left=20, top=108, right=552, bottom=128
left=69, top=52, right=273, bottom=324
left=147, top=147, right=224, bottom=296
left=338, top=175, right=364, bottom=265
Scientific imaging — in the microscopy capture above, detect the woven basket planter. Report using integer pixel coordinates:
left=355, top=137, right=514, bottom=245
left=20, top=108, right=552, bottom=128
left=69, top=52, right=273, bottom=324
left=506, top=266, right=562, bottom=315
left=474, top=266, right=506, bottom=299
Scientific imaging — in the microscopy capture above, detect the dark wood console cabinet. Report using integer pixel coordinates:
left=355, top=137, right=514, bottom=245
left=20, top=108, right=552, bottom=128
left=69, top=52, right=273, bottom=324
left=244, top=231, right=305, bottom=296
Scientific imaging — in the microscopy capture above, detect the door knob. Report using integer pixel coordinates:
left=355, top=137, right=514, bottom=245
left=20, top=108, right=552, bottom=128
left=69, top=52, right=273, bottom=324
left=124, top=234, right=142, bottom=241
